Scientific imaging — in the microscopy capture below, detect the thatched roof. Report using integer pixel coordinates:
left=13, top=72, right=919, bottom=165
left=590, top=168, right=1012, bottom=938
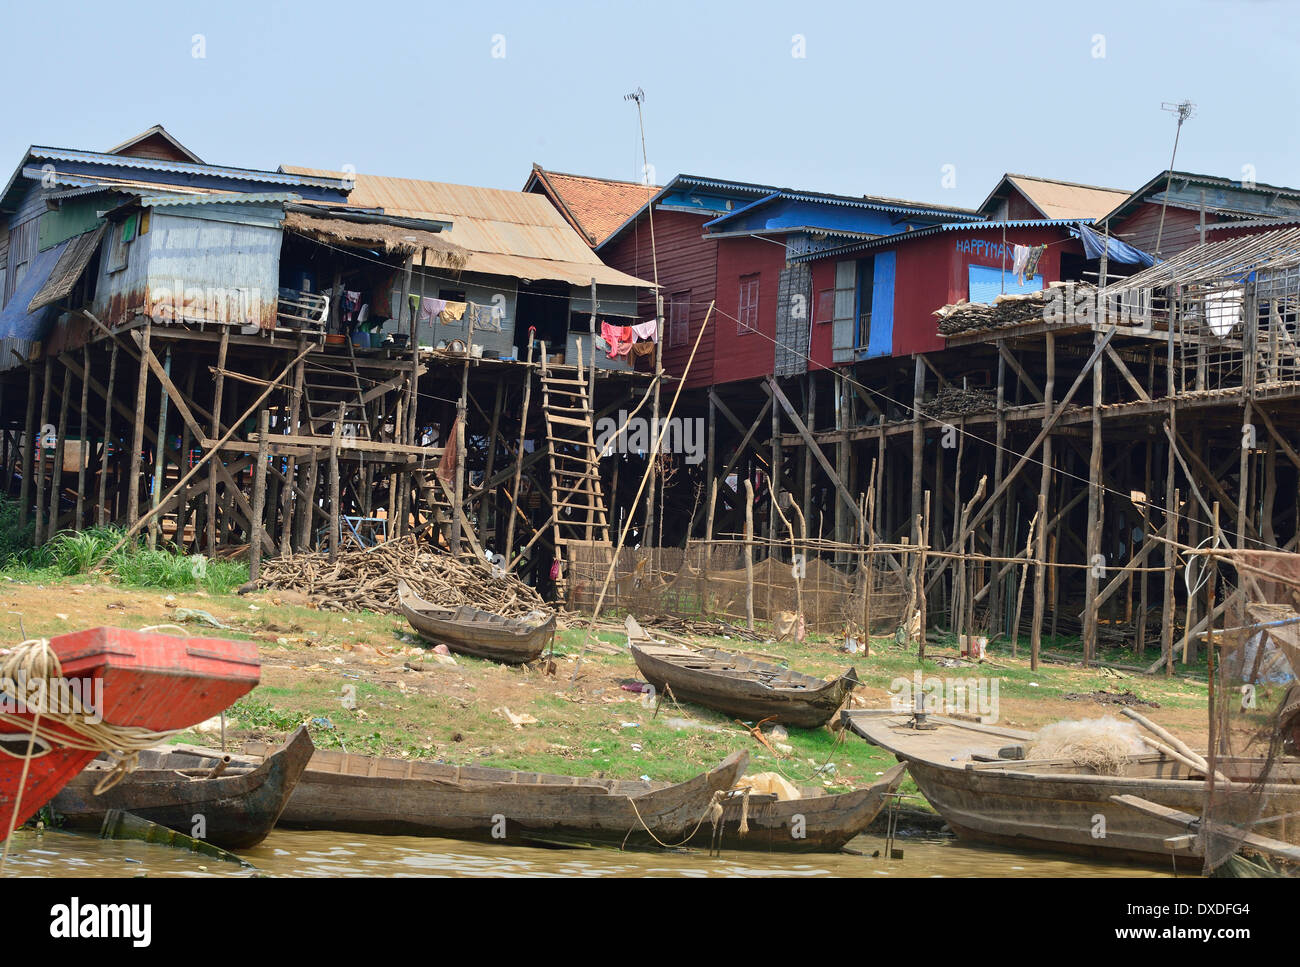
left=282, top=210, right=467, bottom=269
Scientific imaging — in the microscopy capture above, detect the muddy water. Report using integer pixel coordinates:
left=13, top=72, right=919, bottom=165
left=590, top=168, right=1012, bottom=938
left=2, top=827, right=1173, bottom=878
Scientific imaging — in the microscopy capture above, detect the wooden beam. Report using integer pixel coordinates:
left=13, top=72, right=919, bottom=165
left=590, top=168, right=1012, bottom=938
left=765, top=375, right=861, bottom=526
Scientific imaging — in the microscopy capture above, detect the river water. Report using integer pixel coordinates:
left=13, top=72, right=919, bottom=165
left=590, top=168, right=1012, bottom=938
left=1, top=827, right=1174, bottom=878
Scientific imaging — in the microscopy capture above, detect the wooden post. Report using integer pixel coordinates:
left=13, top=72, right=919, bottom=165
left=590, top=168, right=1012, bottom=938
left=250, top=411, right=270, bottom=581
left=279, top=345, right=306, bottom=556
left=329, top=404, right=343, bottom=561
left=644, top=293, right=664, bottom=557
left=1163, top=487, right=1179, bottom=677
left=989, top=347, right=1007, bottom=633
left=74, top=346, right=91, bottom=529
left=1083, top=329, right=1104, bottom=664
left=503, top=338, right=535, bottom=566
left=19, top=361, right=38, bottom=531
left=126, top=325, right=150, bottom=535
left=911, top=356, right=925, bottom=525
left=49, top=361, right=71, bottom=539
left=33, top=357, right=53, bottom=543
left=1136, top=439, right=1152, bottom=656
left=918, top=490, right=931, bottom=660
left=147, top=345, right=171, bottom=550
left=206, top=327, right=229, bottom=552
left=1029, top=331, right=1055, bottom=671
left=744, top=476, right=755, bottom=630
left=97, top=342, right=118, bottom=526
left=479, top=378, right=505, bottom=548
left=451, top=363, right=468, bottom=555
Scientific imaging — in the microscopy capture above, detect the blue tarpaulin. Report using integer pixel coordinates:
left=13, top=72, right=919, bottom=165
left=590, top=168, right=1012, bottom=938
left=0, top=239, right=71, bottom=371
left=1074, top=224, right=1156, bottom=267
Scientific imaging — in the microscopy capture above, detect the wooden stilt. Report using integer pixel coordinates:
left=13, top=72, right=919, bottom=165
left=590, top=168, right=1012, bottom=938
left=744, top=476, right=755, bottom=631
left=1029, top=331, right=1056, bottom=671
left=74, top=346, right=90, bottom=529
left=33, top=357, right=53, bottom=543
left=19, top=362, right=38, bottom=531
left=250, top=410, right=270, bottom=581
left=127, top=325, right=150, bottom=534
left=49, top=361, right=71, bottom=538
left=97, top=342, right=118, bottom=526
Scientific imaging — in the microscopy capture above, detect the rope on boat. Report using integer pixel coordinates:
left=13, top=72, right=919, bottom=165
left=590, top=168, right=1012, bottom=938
left=0, top=638, right=186, bottom=872
left=622, top=788, right=729, bottom=851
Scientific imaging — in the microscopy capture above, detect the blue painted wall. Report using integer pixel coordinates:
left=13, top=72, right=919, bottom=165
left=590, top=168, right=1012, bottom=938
left=863, top=250, right=895, bottom=358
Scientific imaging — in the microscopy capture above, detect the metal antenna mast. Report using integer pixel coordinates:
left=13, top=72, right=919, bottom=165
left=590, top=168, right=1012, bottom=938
left=1153, top=100, right=1196, bottom=259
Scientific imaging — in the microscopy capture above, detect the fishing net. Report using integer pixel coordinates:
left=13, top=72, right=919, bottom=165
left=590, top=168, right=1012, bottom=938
left=565, top=541, right=908, bottom=635
left=1202, top=573, right=1300, bottom=877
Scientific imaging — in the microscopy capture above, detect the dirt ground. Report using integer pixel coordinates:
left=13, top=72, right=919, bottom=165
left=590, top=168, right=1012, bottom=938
left=0, top=574, right=1215, bottom=793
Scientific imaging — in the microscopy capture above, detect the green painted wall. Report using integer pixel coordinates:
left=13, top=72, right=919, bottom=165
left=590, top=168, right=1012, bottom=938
left=39, top=197, right=105, bottom=251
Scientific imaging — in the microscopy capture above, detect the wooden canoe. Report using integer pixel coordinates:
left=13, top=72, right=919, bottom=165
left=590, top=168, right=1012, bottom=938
left=630, top=642, right=858, bottom=728
left=50, top=726, right=313, bottom=851
left=167, top=743, right=749, bottom=849
left=397, top=579, right=555, bottom=664
left=689, top=761, right=907, bottom=853
left=843, top=710, right=1300, bottom=867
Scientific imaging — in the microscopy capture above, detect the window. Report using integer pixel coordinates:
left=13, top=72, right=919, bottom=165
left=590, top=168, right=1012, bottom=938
left=669, top=291, right=690, bottom=348
left=815, top=288, right=834, bottom=324
left=831, top=260, right=856, bottom=361
left=856, top=257, right=875, bottom=350
left=737, top=274, right=760, bottom=334
left=106, top=221, right=131, bottom=274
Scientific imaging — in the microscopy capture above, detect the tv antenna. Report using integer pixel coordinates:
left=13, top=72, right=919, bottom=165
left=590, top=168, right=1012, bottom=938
left=1153, top=100, right=1196, bottom=258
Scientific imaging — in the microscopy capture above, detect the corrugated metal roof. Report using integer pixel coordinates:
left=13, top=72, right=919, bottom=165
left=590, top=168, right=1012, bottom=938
left=790, top=218, right=1088, bottom=262
left=1005, top=175, right=1131, bottom=221
left=139, top=191, right=300, bottom=208
left=525, top=166, right=659, bottom=247
left=283, top=165, right=654, bottom=287
left=22, top=167, right=218, bottom=196
left=30, top=147, right=349, bottom=190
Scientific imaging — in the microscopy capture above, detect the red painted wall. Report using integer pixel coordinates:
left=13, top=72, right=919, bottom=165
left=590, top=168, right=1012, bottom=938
left=806, top=226, right=1083, bottom=364
left=1109, top=202, right=1225, bottom=257
left=600, top=209, right=717, bottom=387
left=711, top=234, right=788, bottom=385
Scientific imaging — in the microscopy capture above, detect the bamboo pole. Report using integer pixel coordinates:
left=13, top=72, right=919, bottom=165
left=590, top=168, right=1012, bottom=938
left=744, top=476, right=755, bottom=631
left=126, top=325, right=150, bottom=534
left=503, top=336, right=535, bottom=566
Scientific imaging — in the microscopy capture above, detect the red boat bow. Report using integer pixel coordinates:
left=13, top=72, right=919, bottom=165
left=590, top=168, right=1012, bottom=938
left=0, top=627, right=260, bottom=842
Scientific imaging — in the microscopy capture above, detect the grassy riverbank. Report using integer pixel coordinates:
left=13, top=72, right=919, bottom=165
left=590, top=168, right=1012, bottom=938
left=0, top=574, right=1216, bottom=802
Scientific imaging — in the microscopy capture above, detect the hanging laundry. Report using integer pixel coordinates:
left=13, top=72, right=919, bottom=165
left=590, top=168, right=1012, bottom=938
left=440, top=301, right=467, bottom=323
left=373, top=275, right=397, bottom=317
left=629, top=341, right=656, bottom=359
left=436, top=416, right=460, bottom=484
left=600, top=321, right=633, bottom=358
left=466, top=301, right=501, bottom=332
left=1011, top=245, right=1031, bottom=284
left=1024, top=244, right=1047, bottom=278
left=418, top=298, right=446, bottom=324
left=630, top=320, right=658, bottom=342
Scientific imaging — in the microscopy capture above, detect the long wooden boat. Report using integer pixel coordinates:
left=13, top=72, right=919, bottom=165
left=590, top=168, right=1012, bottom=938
left=397, top=580, right=555, bottom=664
left=49, top=726, right=313, bottom=850
left=0, top=627, right=260, bottom=841
left=843, top=709, right=1300, bottom=867
left=168, top=743, right=749, bottom=849
left=630, top=642, right=858, bottom=728
left=690, top=761, right=907, bottom=853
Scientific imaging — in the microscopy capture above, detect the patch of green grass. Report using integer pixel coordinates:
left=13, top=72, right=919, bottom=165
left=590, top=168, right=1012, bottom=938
left=0, top=511, right=249, bottom=595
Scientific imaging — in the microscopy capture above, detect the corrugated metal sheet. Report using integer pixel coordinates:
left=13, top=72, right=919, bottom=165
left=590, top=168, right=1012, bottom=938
left=283, top=166, right=652, bottom=289
left=29, top=147, right=348, bottom=190
left=140, top=191, right=300, bottom=208
left=28, top=224, right=105, bottom=311
left=789, top=218, right=1090, bottom=263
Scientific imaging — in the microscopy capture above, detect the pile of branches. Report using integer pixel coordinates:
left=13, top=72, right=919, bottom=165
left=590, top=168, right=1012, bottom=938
left=924, top=385, right=997, bottom=418
left=935, top=291, right=1047, bottom=335
left=255, top=537, right=549, bottom=616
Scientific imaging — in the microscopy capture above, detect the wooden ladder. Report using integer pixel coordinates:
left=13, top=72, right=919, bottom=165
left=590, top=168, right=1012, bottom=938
left=539, top=342, right=609, bottom=591
left=303, top=340, right=371, bottom=440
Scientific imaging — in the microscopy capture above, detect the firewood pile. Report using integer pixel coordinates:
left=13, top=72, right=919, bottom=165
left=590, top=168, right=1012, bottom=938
left=935, top=292, right=1045, bottom=335
left=936, top=282, right=1097, bottom=336
left=255, top=537, right=550, bottom=616
left=924, top=385, right=997, bottom=418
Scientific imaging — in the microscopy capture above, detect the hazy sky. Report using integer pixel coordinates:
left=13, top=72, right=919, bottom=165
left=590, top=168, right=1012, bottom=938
left=5, top=0, right=1298, bottom=208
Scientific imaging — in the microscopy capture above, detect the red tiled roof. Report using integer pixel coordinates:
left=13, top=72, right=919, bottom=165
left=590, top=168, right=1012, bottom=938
left=527, top=166, right=659, bottom=247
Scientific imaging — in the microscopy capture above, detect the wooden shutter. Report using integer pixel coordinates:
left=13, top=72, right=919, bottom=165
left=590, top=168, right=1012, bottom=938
left=832, top=260, right=856, bottom=362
